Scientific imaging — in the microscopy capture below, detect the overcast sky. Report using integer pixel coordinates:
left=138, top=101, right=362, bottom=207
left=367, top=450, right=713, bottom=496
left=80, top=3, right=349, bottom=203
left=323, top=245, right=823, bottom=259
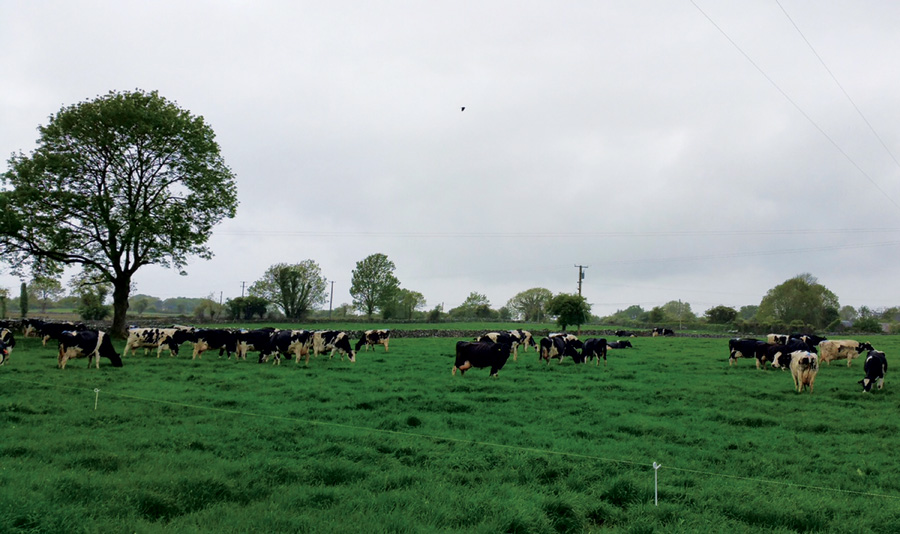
left=3, top=1, right=900, bottom=318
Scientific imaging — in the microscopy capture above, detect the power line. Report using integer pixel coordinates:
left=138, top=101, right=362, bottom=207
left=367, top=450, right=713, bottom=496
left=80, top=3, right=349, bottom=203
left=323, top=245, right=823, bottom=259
left=774, top=0, right=900, bottom=171
left=688, top=0, right=900, bottom=214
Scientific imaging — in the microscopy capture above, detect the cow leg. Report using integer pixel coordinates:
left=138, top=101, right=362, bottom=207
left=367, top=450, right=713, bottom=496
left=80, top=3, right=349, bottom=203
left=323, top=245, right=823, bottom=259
left=383, top=339, right=389, bottom=352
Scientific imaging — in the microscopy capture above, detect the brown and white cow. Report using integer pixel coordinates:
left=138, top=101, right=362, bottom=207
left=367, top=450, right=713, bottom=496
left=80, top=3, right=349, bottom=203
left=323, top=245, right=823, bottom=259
left=355, top=329, right=390, bottom=353
left=788, top=351, right=818, bottom=393
left=818, top=340, right=875, bottom=367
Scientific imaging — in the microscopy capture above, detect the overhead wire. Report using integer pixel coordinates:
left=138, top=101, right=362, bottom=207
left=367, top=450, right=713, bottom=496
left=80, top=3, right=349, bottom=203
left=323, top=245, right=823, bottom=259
left=774, top=0, right=900, bottom=171
left=688, top=0, right=900, bottom=213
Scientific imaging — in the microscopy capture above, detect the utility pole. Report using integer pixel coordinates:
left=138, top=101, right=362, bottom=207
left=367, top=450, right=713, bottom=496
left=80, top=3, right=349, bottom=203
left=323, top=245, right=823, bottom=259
left=329, top=281, right=335, bottom=319
left=575, top=264, right=589, bottom=335
left=240, top=281, right=246, bottom=298
left=575, top=265, right=588, bottom=296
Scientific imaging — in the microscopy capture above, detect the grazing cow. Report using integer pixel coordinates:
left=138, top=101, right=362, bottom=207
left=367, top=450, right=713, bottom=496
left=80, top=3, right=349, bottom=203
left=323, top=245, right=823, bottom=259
left=859, top=350, right=888, bottom=392
left=651, top=327, right=674, bottom=337
left=355, top=329, right=391, bottom=353
left=37, top=321, right=88, bottom=346
left=312, top=331, right=356, bottom=362
left=259, top=329, right=313, bottom=365
left=791, top=333, right=827, bottom=347
left=539, top=335, right=582, bottom=364
left=124, top=327, right=187, bottom=358
left=57, top=330, right=123, bottom=369
left=0, top=328, right=15, bottom=361
left=819, top=340, right=875, bottom=367
left=0, top=340, right=9, bottom=366
left=607, top=340, right=633, bottom=349
left=235, top=328, right=277, bottom=361
left=614, top=330, right=636, bottom=337
left=766, top=334, right=790, bottom=345
left=509, top=329, right=537, bottom=353
left=728, top=338, right=768, bottom=367
left=780, top=351, right=818, bottom=393
left=477, top=332, right=524, bottom=361
left=762, top=338, right=816, bottom=370
left=582, top=338, right=608, bottom=366
left=452, top=341, right=511, bottom=377
left=21, top=318, right=43, bottom=338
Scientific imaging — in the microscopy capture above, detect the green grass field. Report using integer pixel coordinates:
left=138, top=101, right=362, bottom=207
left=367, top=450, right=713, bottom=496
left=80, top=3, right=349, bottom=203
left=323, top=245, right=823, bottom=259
left=1, top=331, right=899, bottom=533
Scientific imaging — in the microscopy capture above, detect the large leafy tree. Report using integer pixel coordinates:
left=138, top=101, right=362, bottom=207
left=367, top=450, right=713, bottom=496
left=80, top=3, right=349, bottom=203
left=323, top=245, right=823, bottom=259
left=0, top=90, right=237, bottom=336
left=29, top=275, right=64, bottom=313
left=249, top=261, right=327, bottom=320
left=350, top=253, right=400, bottom=319
left=506, top=287, right=552, bottom=321
left=546, top=293, right=591, bottom=332
left=705, top=305, right=737, bottom=324
left=757, top=273, right=839, bottom=329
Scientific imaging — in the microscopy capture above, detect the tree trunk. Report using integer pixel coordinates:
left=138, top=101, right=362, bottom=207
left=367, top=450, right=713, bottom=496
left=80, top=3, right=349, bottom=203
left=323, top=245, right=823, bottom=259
left=111, top=277, right=131, bottom=338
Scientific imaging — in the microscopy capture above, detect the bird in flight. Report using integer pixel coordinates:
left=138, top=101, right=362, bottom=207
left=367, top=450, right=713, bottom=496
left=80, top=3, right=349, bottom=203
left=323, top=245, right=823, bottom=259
left=461, top=106, right=465, bottom=111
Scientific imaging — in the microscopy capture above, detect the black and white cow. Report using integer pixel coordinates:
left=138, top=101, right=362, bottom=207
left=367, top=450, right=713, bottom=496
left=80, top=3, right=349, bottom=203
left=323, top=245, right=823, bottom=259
left=0, top=340, right=9, bottom=366
left=477, top=332, right=525, bottom=361
left=763, top=338, right=817, bottom=370
left=235, top=328, right=277, bottom=361
left=124, top=327, right=187, bottom=358
left=355, top=329, right=391, bottom=353
left=728, top=338, right=768, bottom=367
left=312, top=331, right=356, bottom=363
left=791, top=333, right=827, bottom=347
left=57, top=330, right=123, bottom=369
left=651, top=327, right=674, bottom=337
left=539, top=335, right=582, bottom=364
left=509, top=329, right=537, bottom=353
left=452, top=341, right=511, bottom=377
left=860, top=350, right=888, bottom=392
left=259, top=329, right=313, bottom=365
left=582, top=338, right=608, bottom=366
left=607, top=340, right=633, bottom=349
left=614, top=330, right=636, bottom=337
left=37, top=321, right=88, bottom=346
left=179, top=328, right=239, bottom=360
left=0, top=328, right=15, bottom=363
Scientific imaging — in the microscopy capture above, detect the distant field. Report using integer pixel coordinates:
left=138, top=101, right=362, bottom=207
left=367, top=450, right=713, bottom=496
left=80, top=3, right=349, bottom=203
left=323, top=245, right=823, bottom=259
left=1, top=333, right=898, bottom=532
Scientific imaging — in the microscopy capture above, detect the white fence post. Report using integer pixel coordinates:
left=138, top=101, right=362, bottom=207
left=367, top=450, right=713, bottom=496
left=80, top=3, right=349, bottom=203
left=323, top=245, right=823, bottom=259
left=653, top=462, right=661, bottom=506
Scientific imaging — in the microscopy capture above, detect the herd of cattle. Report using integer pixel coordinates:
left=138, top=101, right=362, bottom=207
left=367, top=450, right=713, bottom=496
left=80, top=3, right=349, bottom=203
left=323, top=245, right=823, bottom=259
left=0, top=319, right=887, bottom=393
left=728, top=333, right=887, bottom=393
left=0, top=319, right=393, bottom=368
left=453, top=330, right=634, bottom=377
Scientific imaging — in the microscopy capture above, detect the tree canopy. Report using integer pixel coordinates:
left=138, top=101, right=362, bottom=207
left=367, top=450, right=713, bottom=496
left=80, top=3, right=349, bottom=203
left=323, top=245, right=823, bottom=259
left=546, top=293, right=591, bottom=331
left=506, top=287, right=552, bottom=321
left=249, top=261, right=326, bottom=320
left=350, top=253, right=400, bottom=319
left=757, top=273, right=839, bottom=329
left=0, top=89, right=237, bottom=335
left=704, top=305, right=737, bottom=324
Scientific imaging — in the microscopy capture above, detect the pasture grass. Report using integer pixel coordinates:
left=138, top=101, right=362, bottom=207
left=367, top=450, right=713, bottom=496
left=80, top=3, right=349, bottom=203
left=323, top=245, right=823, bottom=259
left=1, top=333, right=899, bottom=532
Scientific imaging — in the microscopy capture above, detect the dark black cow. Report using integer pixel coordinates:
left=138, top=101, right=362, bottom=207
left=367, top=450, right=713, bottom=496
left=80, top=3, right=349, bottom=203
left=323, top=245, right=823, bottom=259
left=582, top=338, right=608, bottom=366
left=312, top=331, right=356, bottom=363
left=608, top=340, right=633, bottom=349
left=539, top=336, right=582, bottom=364
left=651, top=327, right=674, bottom=337
left=259, top=329, right=313, bottom=365
left=355, top=329, right=391, bottom=353
left=614, top=330, right=635, bottom=337
left=728, top=338, right=768, bottom=368
left=452, top=341, right=511, bottom=377
left=57, top=330, right=123, bottom=369
left=860, top=350, right=888, bottom=392
left=477, top=332, right=523, bottom=361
